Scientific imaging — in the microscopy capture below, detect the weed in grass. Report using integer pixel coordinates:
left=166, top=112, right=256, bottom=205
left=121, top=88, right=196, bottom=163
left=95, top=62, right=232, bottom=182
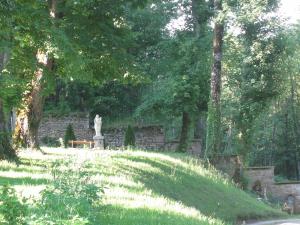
left=0, top=185, right=27, bottom=225
left=31, top=159, right=103, bottom=224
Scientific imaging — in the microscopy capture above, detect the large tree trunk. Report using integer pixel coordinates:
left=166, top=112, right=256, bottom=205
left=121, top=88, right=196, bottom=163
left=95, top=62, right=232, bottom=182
left=205, top=0, right=224, bottom=159
left=0, top=99, right=17, bottom=160
left=0, top=53, right=17, bottom=160
left=290, top=75, right=300, bottom=179
left=14, top=68, right=46, bottom=149
left=177, top=111, right=191, bottom=152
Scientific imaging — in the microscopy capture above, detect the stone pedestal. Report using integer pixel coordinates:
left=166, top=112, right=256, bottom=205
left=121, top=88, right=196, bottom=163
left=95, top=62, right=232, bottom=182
left=93, top=135, right=104, bottom=150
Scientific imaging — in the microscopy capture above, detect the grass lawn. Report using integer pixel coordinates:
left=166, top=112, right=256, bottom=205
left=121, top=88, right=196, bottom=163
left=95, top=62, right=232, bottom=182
left=0, top=148, right=285, bottom=225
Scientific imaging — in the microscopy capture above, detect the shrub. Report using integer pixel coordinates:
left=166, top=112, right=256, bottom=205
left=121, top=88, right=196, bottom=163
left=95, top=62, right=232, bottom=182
left=41, top=136, right=60, bottom=147
left=124, top=125, right=135, bottom=147
left=0, top=185, right=27, bottom=225
left=64, top=124, right=76, bottom=148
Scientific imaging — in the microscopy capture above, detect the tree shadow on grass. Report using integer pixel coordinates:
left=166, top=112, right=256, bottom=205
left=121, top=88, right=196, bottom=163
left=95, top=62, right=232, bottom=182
left=113, top=155, right=281, bottom=223
left=19, top=158, right=50, bottom=168
left=96, top=204, right=218, bottom=225
left=0, top=176, right=48, bottom=186
left=0, top=164, right=47, bottom=174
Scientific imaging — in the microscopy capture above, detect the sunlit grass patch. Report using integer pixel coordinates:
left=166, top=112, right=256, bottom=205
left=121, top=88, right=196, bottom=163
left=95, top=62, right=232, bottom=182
left=95, top=150, right=285, bottom=223
left=0, top=148, right=285, bottom=224
left=101, top=186, right=225, bottom=225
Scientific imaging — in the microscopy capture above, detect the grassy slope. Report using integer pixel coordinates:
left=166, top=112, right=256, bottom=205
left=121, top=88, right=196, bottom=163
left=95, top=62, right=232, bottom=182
left=0, top=149, right=285, bottom=225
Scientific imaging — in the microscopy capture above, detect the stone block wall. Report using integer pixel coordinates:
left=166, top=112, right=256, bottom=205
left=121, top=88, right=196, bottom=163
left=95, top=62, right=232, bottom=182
left=244, top=167, right=300, bottom=213
left=163, top=139, right=202, bottom=156
left=244, top=167, right=274, bottom=191
left=38, top=115, right=91, bottom=141
left=103, top=126, right=165, bottom=150
left=38, top=115, right=201, bottom=154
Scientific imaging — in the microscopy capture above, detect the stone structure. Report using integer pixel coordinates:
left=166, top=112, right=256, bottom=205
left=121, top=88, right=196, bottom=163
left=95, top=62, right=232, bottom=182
left=38, top=115, right=202, bottom=154
left=103, top=126, right=165, bottom=150
left=38, top=115, right=91, bottom=141
left=93, top=115, right=104, bottom=149
left=244, top=167, right=300, bottom=213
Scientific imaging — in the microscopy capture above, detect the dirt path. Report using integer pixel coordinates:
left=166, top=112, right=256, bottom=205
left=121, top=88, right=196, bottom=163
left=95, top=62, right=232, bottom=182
left=248, top=219, right=300, bottom=225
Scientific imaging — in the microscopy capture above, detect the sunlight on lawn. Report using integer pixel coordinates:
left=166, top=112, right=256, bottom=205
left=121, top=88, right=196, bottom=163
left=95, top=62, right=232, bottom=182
left=103, top=186, right=224, bottom=225
left=0, top=148, right=284, bottom=225
left=115, top=150, right=231, bottom=185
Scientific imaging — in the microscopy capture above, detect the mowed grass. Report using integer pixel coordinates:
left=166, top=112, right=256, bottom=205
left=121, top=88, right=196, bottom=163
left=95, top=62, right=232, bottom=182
left=0, top=148, right=285, bottom=225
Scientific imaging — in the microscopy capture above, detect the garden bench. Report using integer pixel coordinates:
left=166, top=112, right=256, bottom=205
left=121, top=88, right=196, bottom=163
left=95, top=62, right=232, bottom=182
left=68, top=140, right=95, bottom=148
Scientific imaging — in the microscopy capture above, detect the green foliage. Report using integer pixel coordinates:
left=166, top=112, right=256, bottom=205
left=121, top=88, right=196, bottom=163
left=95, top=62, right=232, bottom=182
left=44, top=79, right=142, bottom=122
left=124, top=125, right=135, bottom=147
left=239, top=173, right=249, bottom=190
left=221, top=0, right=288, bottom=158
left=0, top=185, right=27, bottom=225
left=41, top=136, right=60, bottom=147
left=64, top=124, right=76, bottom=148
left=32, top=160, right=102, bottom=224
left=274, top=175, right=290, bottom=183
left=0, top=158, right=103, bottom=224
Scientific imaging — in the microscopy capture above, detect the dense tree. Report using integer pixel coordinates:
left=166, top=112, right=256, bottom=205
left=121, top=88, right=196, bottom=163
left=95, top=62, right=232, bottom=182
left=134, top=0, right=212, bottom=152
left=245, top=25, right=300, bottom=179
left=1, top=0, right=146, bottom=149
left=221, top=0, right=286, bottom=159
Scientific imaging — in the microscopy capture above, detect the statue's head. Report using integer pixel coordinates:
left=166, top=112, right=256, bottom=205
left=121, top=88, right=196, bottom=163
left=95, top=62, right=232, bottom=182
left=95, top=114, right=99, bottom=118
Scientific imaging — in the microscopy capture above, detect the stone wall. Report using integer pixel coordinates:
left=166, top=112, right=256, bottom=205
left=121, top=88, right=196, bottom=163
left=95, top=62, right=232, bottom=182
left=163, top=139, right=202, bottom=156
left=103, top=126, right=165, bottom=150
left=244, top=167, right=300, bottom=213
left=38, top=115, right=91, bottom=141
left=38, top=115, right=201, bottom=154
left=244, top=167, right=274, bottom=192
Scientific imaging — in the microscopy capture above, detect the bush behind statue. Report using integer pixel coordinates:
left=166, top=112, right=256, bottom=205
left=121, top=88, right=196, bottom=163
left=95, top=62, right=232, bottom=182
left=41, top=136, right=60, bottom=147
left=124, top=125, right=135, bottom=147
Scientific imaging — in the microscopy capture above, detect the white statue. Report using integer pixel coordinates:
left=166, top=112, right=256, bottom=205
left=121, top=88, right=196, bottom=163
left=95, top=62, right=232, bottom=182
left=94, top=114, right=102, bottom=137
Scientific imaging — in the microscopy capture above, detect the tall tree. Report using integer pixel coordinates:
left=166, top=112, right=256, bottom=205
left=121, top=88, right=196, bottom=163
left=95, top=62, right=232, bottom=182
left=14, top=0, right=56, bottom=149
left=133, top=0, right=212, bottom=152
left=6, top=0, right=147, bottom=149
left=177, top=0, right=212, bottom=152
left=234, top=0, right=283, bottom=158
left=206, top=0, right=225, bottom=158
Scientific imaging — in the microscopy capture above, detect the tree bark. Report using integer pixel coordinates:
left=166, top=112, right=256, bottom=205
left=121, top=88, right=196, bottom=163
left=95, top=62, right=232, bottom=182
left=205, top=0, right=224, bottom=158
left=14, top=51, right=53, bottom=149
left=177, top=111, right=191, bottom=152
left=0, top=99, right=17, bottom=160
left=192, top=0, right=201, bottom=38
left=0, top=53, right=17, bottom=160
left=289, top=74, right=300, bottom=179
